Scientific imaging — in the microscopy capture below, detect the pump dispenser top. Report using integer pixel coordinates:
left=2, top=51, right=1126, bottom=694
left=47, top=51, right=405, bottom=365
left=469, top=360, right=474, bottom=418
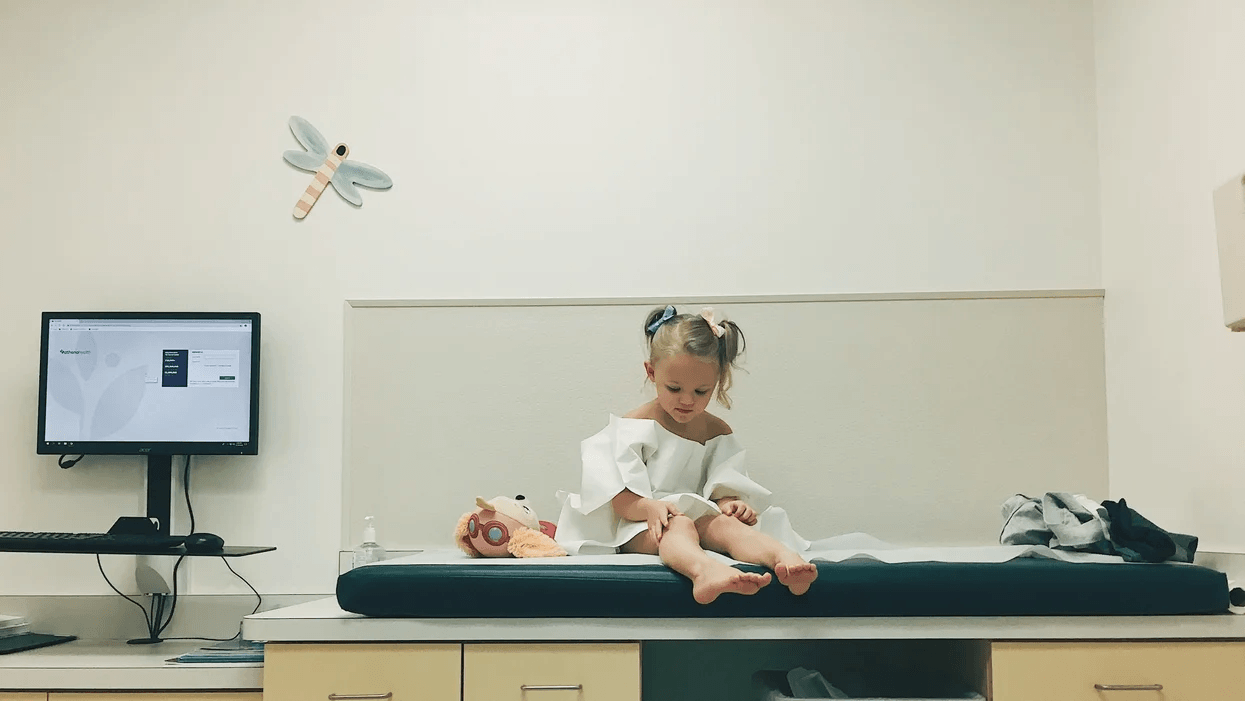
left=353, top=515, right=386, bottom=568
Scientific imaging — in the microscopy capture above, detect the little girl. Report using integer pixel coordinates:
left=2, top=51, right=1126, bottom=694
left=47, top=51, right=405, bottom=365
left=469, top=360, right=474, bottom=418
left=555, top=305, right=818, bottom=604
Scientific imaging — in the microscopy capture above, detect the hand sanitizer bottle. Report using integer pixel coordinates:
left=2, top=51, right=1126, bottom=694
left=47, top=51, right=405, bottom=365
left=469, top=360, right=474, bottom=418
left=353, top=516, right=387, bottom=568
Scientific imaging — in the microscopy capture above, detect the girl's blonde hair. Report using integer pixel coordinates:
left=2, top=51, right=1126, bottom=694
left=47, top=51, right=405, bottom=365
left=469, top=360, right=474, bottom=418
left=643, top=305, right=746, bottom=409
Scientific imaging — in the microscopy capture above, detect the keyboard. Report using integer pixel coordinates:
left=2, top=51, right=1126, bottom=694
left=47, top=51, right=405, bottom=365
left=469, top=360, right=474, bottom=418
left=0, top=531, right=186, bottom=554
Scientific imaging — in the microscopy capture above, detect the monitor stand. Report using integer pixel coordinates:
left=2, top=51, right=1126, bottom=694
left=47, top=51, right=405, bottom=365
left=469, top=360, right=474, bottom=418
left=145, top=454, right=173, bottom=536
left=104, top=454, right=174, bottom=538
left=125, top=455, right=175, bottom=645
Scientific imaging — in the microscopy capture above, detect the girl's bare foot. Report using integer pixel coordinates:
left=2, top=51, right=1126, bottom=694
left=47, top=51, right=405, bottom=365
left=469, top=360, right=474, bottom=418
left=775, top=559, right=818, bottom=596
left=691, top=562, right=772, bottom=604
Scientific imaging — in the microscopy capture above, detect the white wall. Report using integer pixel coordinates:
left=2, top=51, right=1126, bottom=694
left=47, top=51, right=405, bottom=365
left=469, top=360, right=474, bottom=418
left=1096, top=0, right=1245, bottom=552
left=0, top=0, right=1101, bottom=596
left=346, top=296, right=1108, bottom=552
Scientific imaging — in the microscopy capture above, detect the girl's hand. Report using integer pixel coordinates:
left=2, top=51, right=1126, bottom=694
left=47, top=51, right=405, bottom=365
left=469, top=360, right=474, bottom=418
left=642, top=499, right=682, bottom=543
left=718, top=498, right=757, bottom=526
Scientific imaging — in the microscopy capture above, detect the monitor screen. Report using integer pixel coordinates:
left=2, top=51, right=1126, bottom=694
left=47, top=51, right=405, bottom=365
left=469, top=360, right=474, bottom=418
left=36, top=312, right=260, bottom=455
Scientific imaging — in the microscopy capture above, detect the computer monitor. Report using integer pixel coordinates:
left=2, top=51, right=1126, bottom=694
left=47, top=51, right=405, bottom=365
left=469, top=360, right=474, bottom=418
left=36, top=312, right=260, bottom=534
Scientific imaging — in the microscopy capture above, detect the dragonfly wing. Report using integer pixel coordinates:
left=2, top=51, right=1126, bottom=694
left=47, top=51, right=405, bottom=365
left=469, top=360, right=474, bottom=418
left=335, top=161, right=393, bottom=190
left=330, top=175, right=362, bottom=206
left=288, top=116, right=329, bottom=158
left=283, top=149, right=323, bottom=171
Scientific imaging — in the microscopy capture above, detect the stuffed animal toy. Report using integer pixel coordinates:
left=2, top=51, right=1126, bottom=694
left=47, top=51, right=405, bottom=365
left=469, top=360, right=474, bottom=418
left=455, top=495, right=567, bottom=558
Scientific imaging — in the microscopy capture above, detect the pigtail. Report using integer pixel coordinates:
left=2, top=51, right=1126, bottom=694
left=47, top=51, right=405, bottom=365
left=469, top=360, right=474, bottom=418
left=719, top=320, right=745, bottom=366
left=714, top=320, right=746, bottom=409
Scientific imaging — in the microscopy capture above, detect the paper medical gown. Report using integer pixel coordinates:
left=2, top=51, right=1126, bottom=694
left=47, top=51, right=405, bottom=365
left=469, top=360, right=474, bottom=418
left=554, top=415, right=810, bottom=555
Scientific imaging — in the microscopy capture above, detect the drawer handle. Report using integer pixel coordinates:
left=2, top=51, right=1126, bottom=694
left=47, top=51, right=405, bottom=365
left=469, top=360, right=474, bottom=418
left=328, top=694, right=394, bottom=700
left=1093, top=683, right=1164, bottom=692
left=521, top=685, right=584, bottom=691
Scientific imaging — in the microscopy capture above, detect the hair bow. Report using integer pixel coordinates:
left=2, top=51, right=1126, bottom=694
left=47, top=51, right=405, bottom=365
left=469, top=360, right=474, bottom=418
left=700, top=307, right=726, bottom=338
left=647, top=305, right=676, bottom=334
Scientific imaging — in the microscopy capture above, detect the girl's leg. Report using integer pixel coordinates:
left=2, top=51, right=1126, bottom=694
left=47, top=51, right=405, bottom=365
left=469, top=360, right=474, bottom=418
left=621, top=515, right=772, bottom=604
left=695, top=515, right=819, bottom=595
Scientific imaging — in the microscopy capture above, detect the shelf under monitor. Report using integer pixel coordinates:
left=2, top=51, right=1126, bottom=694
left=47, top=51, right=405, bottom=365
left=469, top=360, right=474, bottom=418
left=0, top=544, right=276, bottom=557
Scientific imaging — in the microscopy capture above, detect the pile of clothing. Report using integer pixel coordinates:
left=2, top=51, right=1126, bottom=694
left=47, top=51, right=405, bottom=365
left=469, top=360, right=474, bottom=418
left=1000, top=493, right=1197, bottom=563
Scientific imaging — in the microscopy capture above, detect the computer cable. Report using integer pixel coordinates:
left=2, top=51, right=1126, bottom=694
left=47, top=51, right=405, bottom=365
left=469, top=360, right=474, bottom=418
left=150, top=456, right=194, bottom=638
left=95, top=455, right=263, bottom=643
left=95, top=554, right=156, bottom=635
left=222, top=557, right=263, bottom=616
left=156, top=455, right=262, bottom=641
left=183, top=454, right=196, bottom=534
left=152, top=554, right=198, bottom=640
left=57, top=454, right=84, bottom=469
left=159, top=556, right=262, bottom=642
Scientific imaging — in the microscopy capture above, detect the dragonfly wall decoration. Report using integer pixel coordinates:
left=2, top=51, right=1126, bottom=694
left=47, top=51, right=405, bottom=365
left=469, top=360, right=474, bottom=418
left=283, top=116, right=392, bottom=219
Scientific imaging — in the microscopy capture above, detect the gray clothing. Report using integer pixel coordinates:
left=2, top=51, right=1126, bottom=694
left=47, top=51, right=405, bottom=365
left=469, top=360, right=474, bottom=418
left=1000, top=492, right=1112, bottom=555
left=1000, top=492, right=1197, bottom=563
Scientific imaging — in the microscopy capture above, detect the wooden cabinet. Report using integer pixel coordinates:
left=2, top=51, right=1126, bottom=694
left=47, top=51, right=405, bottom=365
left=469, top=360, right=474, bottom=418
left=263, top=642, right=641, bottom=701
left=49, top=696, right=259, bottom=701
left=259, top=639, right=1245, bottom=701
left=991, top=642, right=1245, bottom=701
left=0, top=695, right=47, bottom=701
left=463, top=644, right=641, bottom=701
left=263, top=643, right=460, bottom=701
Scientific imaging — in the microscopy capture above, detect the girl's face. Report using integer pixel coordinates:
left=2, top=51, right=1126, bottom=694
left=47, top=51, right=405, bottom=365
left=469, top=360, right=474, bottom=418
left=645, top=353, right=720, bottom=424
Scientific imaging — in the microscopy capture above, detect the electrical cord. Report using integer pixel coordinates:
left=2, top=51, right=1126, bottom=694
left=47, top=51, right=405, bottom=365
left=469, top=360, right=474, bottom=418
left=95, top=552, right=261, bottom=643
left=96, top=554, right=154, bottom=632
left=156, top=553, right=262, bottom=642
left=160, top=556, right=263, bottom=642
left=155, top=554, right=187, bottom=638
left=158, top=454, right=261, bottom=640
left=58, top=454, right=84, bottom=469
left=224, top=555, right=262, bottom=615
left=150, top=454, right=194, bottom=638
left=184, top=454, right=195, bottom=535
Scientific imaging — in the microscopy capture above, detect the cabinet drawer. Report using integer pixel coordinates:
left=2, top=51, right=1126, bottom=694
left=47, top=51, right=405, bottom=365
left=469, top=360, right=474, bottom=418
left=264, top=643, right=460, bottom=701
left=464, top=643, right=640, bottom=701
left=50, top=696, right=259, bottom=701
left=992, top=642, right=1245, bottom=701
